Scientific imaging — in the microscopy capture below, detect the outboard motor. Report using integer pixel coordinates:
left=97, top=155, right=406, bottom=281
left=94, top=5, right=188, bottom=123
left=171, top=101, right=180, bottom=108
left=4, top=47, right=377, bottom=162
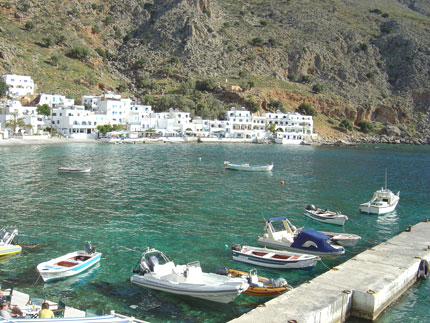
left=85, top=241, right=95, bottom=254
left=147, top=255, right=159, bottom=271
left=305, top=204, right=316, bottom=211
left=231, top=244, right=241, bottom=251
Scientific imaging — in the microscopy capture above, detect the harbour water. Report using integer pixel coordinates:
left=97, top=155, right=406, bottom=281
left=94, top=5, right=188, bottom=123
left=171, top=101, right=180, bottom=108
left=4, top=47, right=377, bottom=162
left=0, top=142, right=429, bottom=322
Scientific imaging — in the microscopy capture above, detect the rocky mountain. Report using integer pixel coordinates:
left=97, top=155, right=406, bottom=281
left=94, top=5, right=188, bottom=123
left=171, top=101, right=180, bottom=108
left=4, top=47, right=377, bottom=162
left=1, top=0, right=430, bottom=143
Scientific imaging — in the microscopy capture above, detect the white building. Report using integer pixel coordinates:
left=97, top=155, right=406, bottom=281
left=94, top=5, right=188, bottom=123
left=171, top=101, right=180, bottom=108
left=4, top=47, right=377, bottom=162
left=38, top=93, right=74, bottom=108
left=2, top=74, right=35, bottom=98
left=82, top=95, right=100, bottom=110
left=263, top=110, right=314, bottom=144
left=51, top=106, right=109, bottom=139
left=224, top=107, right=264, bottom=139
left=126, top=103, right=153, bottom=132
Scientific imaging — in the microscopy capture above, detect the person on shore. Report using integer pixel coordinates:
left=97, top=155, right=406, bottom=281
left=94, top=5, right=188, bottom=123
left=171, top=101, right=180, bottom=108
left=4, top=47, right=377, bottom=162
left=39, top=302, right=54, bottom=318
left=0, top=290, right=6, bottom=303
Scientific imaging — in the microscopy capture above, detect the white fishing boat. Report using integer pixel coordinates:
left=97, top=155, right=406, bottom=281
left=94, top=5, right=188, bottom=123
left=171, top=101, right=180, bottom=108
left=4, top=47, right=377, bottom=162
left=223, top=161, right=273, bottom=172
left=0, top=228, right=22, bottom=257
left=257, top=217, right=345, bottom=257
left=304, top=204, right=348, bottom=226
left=37, top=243, right=101, bottom=282
left=2, top=312, right=147, bottom=323
left=231, top=244, right=320, bottom=270
left=58, top=167, right=91, bottom=173
left=318, top=231, right=361, bottom=248
left=359, top=170, right=400, bottom=214
left=130, top=247, right=249, bottom=303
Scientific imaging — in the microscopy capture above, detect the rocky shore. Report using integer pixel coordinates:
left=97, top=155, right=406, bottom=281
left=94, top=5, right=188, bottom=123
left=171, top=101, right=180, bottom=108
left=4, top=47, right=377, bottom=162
left=307, top=134, right=430, bottom=146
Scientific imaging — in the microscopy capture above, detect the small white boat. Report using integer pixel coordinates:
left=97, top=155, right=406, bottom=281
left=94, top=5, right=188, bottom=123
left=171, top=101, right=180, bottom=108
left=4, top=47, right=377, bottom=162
left=0, top=228, right=22, bottom=257
left=232, top=244, right=320, bottom=270
left=58, top=167, right=91, bottom=173
left=3, top=312, right=147, bottom=323
left=224, top=161, right=273, bottom=172
left=37, top=244, right=101, bottom=282
left=318, top=231, right=361, bottom=247
left=130, top=247, right=249, bottom=303
left=359, top=170, right=399, bottom=214
left=257, top=217, right=345, bottom=257
left=304, top=204, right=348, bottom=226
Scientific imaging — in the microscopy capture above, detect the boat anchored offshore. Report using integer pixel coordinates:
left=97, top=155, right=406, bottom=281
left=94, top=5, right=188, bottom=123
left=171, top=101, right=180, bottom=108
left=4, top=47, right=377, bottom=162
left=217, top=267, right=293, bottom=297
left=0, top=228, right=22, bottom=257
left=37, top=242, right=101, bottom=282
left=258, top=217, right=345, bottom=257
left=304, top=204, right=348, bottom=226
left=223, top=161, right=273, bottom=172
left=58, top=167, right=91, bottom=173
left=231, top=244, right=319, bottom=270
left=130, top=247, right=249, bottom=303
left=359, top=169, right=400, bottom=214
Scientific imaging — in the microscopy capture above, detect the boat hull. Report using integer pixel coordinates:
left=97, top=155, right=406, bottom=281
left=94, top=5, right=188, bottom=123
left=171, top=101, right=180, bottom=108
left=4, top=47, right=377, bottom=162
left=319, top=232, right=361, bottom=247
left=257, top=238, right=345, bottom=257
left=37, top=251, right=101, bottom=282
left=224, top=161, right=273, bottom=172
left=130, top=274, right=247, bottom=303
left=304, top=211, right=347, bottom=226
left=227, top=269, right=290, bottom=297
left=359, top=201, right=399, bottom=214
left=0, top=244, right=22, bottom=257
left=232, top=252, right=317, bottom=270
left=58, top=168, right=91, bottom=173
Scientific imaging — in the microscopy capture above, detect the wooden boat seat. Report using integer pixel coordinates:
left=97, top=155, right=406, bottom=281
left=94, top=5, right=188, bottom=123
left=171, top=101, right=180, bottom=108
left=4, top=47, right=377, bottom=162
left=56, top=260, right=79, bottom=267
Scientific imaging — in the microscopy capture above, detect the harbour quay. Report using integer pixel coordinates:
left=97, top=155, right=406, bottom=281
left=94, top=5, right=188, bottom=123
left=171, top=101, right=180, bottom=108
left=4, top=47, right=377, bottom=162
left=230, top=220, right=430, bottom=323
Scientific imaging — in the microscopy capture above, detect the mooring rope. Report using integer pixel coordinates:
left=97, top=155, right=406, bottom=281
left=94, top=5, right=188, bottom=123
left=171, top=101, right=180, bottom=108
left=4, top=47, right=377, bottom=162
left=33, top=274, right=41, bottom=286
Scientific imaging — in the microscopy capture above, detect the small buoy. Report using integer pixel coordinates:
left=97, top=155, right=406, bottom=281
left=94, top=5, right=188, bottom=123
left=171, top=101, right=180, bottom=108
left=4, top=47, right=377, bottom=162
left=280, top=180, right=285, bottom=185
left=224, top=244, right=229, bottom=249
left=198, top=157, right=202, bottom=161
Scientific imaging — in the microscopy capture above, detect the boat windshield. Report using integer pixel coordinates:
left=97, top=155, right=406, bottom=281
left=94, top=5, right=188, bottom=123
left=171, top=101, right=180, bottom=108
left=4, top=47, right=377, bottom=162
left=270, top=221, right=286, bottom=233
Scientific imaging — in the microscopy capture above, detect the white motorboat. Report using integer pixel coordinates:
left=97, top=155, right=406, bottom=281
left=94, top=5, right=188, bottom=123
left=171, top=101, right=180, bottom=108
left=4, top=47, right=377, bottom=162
left=318, top=231, right=361, bottom=247
left=37, top=243, right=101, bottom=282
left=359, top=170, right=399, bottom=214
left=223, top=161, right=273, bottom=172
left=257, top=216, right=345, bottom=257
left=231, top=244, right=320, bottom=270
left=304, top=204, right=348, bottom=226
left=58, top=167, right=91, bottom=173
left=0, top=228, right=22, bottom=257
left=3, top=312, right=146, bottom=323
left=130, top=247, right=249, bottom=303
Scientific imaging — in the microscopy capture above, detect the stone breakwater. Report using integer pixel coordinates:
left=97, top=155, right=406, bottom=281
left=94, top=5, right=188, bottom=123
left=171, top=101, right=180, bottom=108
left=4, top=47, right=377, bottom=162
left=308, top=134, right=429, bottom=146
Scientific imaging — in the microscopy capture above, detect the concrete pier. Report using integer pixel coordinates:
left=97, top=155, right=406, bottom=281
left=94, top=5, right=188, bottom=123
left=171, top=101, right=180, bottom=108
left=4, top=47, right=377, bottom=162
left=230, top=221, right=430, bottom=323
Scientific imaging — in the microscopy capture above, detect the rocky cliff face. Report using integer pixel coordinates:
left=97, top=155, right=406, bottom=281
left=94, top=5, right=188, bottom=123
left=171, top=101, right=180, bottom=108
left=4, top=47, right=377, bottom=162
left=0, top=0, right=429, bottom=141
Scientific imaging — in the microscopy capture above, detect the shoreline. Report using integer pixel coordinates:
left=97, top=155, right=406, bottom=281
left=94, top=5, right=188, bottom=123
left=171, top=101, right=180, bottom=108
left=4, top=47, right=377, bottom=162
left=0, top=138, right=99, bottom=147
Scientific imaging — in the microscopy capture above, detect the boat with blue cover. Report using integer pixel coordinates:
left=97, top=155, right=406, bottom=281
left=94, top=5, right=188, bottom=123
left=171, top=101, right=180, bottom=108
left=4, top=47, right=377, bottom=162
left=257, top=216, right=345, bottom=257
left=36, top=242, right=101, bottom=282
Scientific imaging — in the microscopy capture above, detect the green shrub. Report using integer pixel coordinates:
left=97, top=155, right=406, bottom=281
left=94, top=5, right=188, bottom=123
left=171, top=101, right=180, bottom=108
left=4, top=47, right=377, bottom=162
left=92, top=25, right=100, bottom=34
left=297, top=103, right=317, bottom=116
left=24, top=21, right=34, bottom=31
left=301, top=75, right=312, bottom=83
left=195, top=78, right=217, bottom=91
left=95, top=48, right=106, bottom=58
left=227, top=44, right=234, bottom=52
left=339, top=119, right=353, bottom=131
left=288, top=73, right=297, bottom=81
left=103, top=16, right=114, bottom=25
left=67, top=47, right=89, bottom=60
left=360, top=43, right=368, bottom=51
left=269, top=99, right=283, bottom=110
left=0, top=78, right=7, bottom=98
left=260, top=20, right=267, bottom=26
left=312, top=83, right=323, bottom=93
left=381, top=13, right=389, bottom=18
left=370, top=9, right=382, bottom=14
left=251, top=37, right=264, bottom=46
left=245, top=97, right=259, bottom=113
left=357, top=120, right=374, bottom=133
left=42, top=37, right=53, bottom=48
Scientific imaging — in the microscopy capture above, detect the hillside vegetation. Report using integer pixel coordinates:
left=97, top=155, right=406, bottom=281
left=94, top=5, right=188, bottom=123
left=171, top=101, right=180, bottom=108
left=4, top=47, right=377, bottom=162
left=1, top=0, right=430, bottom=142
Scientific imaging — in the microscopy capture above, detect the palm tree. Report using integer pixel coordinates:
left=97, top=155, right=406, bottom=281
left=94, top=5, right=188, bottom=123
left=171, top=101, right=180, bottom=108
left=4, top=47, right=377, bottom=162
left=5, top=112, right=29, bottom=135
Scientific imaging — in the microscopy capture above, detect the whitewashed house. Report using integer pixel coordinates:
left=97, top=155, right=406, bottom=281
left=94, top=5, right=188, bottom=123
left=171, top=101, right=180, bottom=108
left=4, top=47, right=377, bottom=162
left=263, top=110, right=314, bottom=144
left=51, top=106, right=109, bottom=139
left=126, top=103, right=153, bottom=132
left=96, top=96, right=128, bottom=125
left=38, top=93, right=74, bottom=108
left=82, top=95, right=101, bottom=110
left=2, top=74, right=35, bottom=98
left=224, top=107, right=266, bottom=139
left=1, top=100, right=44, bottom=134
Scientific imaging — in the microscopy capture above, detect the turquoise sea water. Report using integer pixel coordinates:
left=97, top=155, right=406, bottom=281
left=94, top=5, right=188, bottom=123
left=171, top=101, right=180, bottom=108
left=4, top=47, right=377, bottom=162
left=0, top=142, right=429, bottom=322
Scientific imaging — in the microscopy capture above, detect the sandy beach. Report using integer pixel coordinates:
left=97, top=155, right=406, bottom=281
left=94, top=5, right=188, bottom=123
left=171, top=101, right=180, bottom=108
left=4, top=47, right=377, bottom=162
left=0, top=137, right=99, bottom=147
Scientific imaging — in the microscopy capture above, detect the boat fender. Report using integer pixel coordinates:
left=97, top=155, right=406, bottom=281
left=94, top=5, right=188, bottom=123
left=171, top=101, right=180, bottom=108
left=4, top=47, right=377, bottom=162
left=274, top=277, right=288, bottom=288
left=417, top=259, right=429, bottom=280
left=231, top=244, right=241, bottom=251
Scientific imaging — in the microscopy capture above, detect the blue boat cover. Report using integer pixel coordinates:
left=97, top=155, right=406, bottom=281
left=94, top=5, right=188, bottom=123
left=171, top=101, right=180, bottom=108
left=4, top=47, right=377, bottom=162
left=291, top=228, right=340, bottom=252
